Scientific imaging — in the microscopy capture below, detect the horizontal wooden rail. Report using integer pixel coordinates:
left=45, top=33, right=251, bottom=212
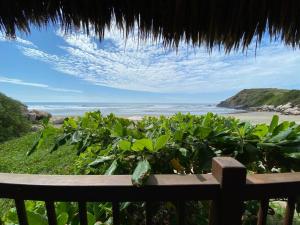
left=245, top=172, right=300, bottom=199
left=0, top=173, right=219, bottom=201
left=0, top=158, right=299, bottom=225
left=1, top=172, right=299, bottom=201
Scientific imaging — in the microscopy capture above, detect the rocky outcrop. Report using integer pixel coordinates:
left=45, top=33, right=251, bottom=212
left=254, top=103, right=300, bottom=115
left=50, top=116, right=66, bottom=125
left=26, top=110, right=52, bottom=122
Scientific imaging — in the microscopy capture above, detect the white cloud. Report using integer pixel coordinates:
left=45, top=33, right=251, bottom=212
left=0, top=33, right=37, bottom=48
left=13, top=27, right=300, bottom=94
left=0, top=76, right=82, bottom=93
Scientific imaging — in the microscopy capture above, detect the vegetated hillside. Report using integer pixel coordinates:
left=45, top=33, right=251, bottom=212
left=218, top=88, right=300, bottom=109
left=0, top=131, right=76, bottom=221
left=0, top=131, right=76, bottom=174
left=0, top=92, right=30, bottom=142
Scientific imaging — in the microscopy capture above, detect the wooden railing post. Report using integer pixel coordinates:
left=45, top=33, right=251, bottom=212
left=211, top=157, right=247, bottom=225
left=284, top=197, right=296, bottom=225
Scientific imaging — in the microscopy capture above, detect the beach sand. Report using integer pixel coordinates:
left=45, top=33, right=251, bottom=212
left=224, top=111, right=300, bottom=124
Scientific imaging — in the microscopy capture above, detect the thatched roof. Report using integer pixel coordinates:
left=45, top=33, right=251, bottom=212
left=1, top=0, right=300, bottom=52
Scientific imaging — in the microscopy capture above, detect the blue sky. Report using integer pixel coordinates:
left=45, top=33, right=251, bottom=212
left=1, top=25, right=300, bottom=103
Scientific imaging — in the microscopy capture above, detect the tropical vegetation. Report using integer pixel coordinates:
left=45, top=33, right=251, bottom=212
left=9, top=111, right=297, bottom=225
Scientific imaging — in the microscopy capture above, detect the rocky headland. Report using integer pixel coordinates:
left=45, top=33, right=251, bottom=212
left=218, top=88, right=300, bottom=115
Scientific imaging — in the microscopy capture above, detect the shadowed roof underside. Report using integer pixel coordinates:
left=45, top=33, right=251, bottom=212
left=0, top=0, right=300, bottom=52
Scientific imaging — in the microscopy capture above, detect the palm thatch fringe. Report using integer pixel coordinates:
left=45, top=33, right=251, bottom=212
left=0, top=0, right=300, bottom=52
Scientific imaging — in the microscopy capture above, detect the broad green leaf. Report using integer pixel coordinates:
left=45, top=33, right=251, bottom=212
left=174, top=130, right=184, bottom=141
left=202, top=112, right=213, bottom=127
left=118, top=140, right=131, bottom=151
left=253, top=124, right=268, bottom=138
left=92, top=203, right=101, bottom=220
left=76, top=134, right=90, bottom=155
left=25, top=201, right=36, bottom=211
left=268, top=128, right=293, bottom=142
left=154, top=135, right=169, bottom=151
left=55, top=202, right=71, bottom=216
left=64, top=117, right=77, bottom=129
left=87, top=212, right=96, bottom=225
left=27, top=132, right=43, bottom=156
left=50, top=134, right=70, bottom=153
left=197, top=127, right=212, bottom=140
left=272, top=121, right=290, bottom=135
left=27, top=126, right=57, bottom=156
left=27, top=211, right=48, bottom=225
left=237, top=126, right=246, bottom=138
left=131, top=160, right=151, bottom=187
left=81, top=115, right=96, bottom=129
left=57, top=212, right=69, bottom=225
left=132, top=139, right=153, bottom=151
left=105, top=160, right=118, bottom=175
left=88, top=156, right=115, bottom=167
left=36, top=127, right=53, bottom=148
left=71, top=131, right=83, bottom=144
left=269, top=115, right=279, bottom=133
left=111, top=122, right=124, bottom=137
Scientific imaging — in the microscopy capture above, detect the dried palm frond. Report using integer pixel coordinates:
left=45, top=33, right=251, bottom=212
left=0, top=0, right=299, bottom=52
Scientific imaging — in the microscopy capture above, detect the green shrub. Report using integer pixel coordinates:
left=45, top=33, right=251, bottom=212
left=0, top=93, right=30, bottom=142
left=26, top=111, right=300, bottom=225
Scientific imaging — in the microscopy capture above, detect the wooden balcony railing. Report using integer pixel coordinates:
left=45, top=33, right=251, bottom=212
left=0, top=157, right=299, bottom=225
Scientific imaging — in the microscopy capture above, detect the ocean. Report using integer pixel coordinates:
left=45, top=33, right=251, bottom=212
left=26, top=102, right=243, bottom=117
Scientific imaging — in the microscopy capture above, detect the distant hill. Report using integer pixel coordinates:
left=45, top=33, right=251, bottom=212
left=218, top=88, right=300, bottom=109
left=0, top=92, right=30, bottom=142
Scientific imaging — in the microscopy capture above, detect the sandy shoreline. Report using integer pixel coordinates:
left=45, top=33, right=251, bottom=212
left=223, top=111, right=300, bottom=124
left=50, top=111, right=300, bottom=124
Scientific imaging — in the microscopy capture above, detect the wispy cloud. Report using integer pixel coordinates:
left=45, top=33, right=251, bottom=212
left=0, top=76, right=82, bottom=93
left=0, top=33, right=37, bottom=48
left=9, top=27, right=300, bottom=94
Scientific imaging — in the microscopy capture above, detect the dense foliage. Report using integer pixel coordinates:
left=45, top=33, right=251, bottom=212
left=218, top=88, right=300, bottom=108
left=31, top=111, right=300, bottom=176
left=0, top=93, right=30, bottom=142
left=21, top=111, right=300, bottom=225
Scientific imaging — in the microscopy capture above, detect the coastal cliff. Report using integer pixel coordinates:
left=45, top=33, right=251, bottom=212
left=218, top=89, right=300, bottom=115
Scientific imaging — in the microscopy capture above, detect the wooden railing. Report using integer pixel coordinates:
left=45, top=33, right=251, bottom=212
left=0, top=157, right=299, bottom=225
